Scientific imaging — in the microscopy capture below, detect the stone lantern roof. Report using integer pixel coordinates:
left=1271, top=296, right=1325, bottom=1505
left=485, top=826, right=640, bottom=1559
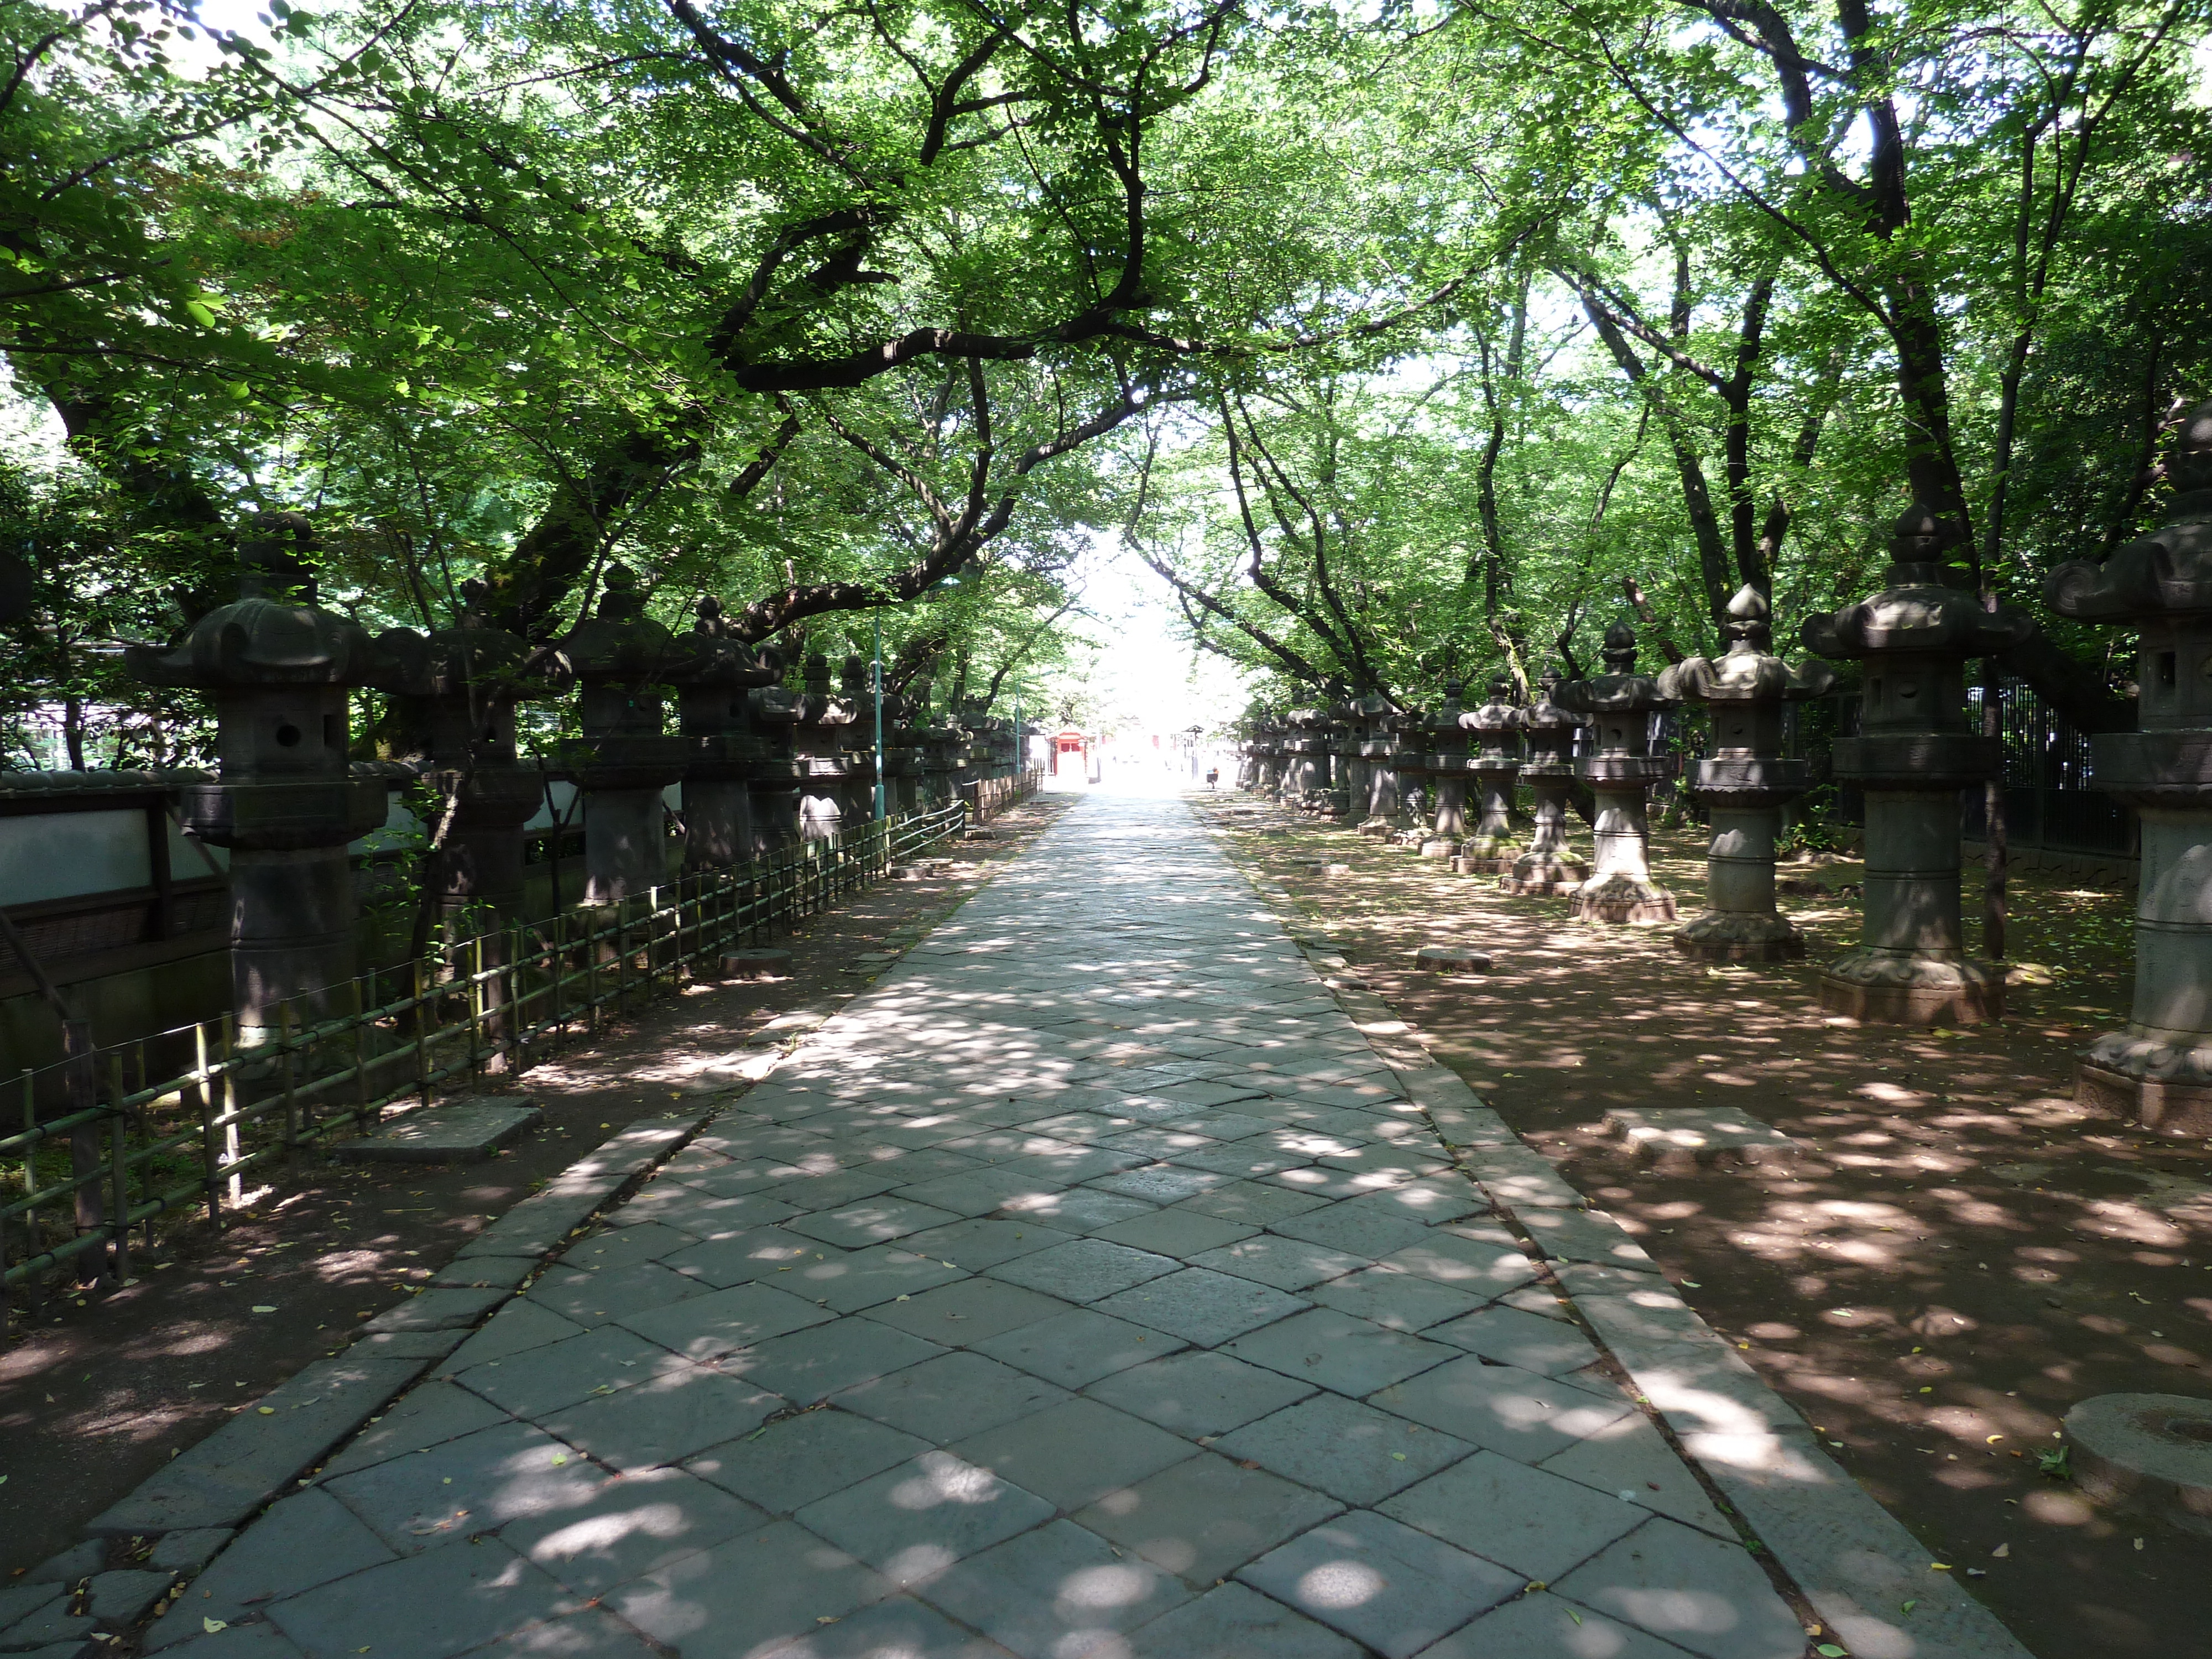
left=2048, top=401, right=2212, bottom=627
left=1660, top=587, right=1825, bottom=707
left=1520, top=666, right=1582, bottom=766
left=1558, top=621, right=1676, bottom=734
left=551, top=565, right=704, bottom=686
left=128, top=513, right=388, bottom=691
left=1463, top=673, right=1524, bottom=758
left=1799, top=505, right=2032, bottom=672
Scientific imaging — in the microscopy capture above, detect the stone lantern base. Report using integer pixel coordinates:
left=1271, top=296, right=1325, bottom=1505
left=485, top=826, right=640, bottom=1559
left=1817, top=947, right=2003, bottom=1025
left=1570, top=874, right=1677, bottom=925
left=2077, top=1032, right=2212, bottom=1135
left=1674, top=909, right=1803, bottom=963
left=1455, top=833, right=1521, bottom=875
left=1499, top=850, right=1588, bottom=896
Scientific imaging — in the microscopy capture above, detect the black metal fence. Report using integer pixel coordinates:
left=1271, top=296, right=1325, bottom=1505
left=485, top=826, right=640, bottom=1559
left=2, top=801, right=972, bottom=1314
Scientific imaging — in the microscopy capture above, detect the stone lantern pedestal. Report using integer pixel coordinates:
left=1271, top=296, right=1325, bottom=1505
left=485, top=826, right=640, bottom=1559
left=1659, top=586, right=1834, bottom=961
left=1801, top=505, right=2029, bottom=1023
left=2049, top=404, right=2212, bottom=1127
left=552, top=566, right=697, bottom=903
left=674, top=597, right=783, bottom=872
left=1501, top=667, right=1589, bottom=895
left=128, top=516, right=393, bottom=1041
left=1559, top=623, right=1678, bottom=924
left=1462, top=676, right=1525, bottom=873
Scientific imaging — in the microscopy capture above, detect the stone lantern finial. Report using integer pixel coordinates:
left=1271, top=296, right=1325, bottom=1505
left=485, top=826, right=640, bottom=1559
left=2047, top=399, right=2212, bottom=1126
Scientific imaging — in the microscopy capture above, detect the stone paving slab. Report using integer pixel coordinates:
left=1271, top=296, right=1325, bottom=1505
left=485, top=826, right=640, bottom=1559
left=330, top=1097, right=541, bottom=1164
left=85, top=796, right=2044, bottom=1659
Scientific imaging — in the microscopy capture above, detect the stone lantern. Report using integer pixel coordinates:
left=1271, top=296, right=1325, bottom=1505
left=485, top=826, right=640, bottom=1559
left=838, top=654, right=881, bottom=823
left=1557, top=622, right=1679, bottom=924
left=884, top=684, right=925, bottom=816
left=1392, top=706, right=1432, bottom=844
left=1324, top=698, right=1359, bottom=818
left=2048, top=403, right=2212, bottom=1126
left=551, top=565, right=697, bottom=902
left=1265, top=713, right=1292, bottom=798
left=1422, top=683, right=1473, bottom=857
left=1284, top=708, right=1330, bottom=809
left=916, top=682, right=966, bottom=808
left=372, top=577, right=565, bottom=931
left=1353, top=695, right=1409, bottom=833
left=1460, top=675, right=1525, bottom=873
left=795, top=654, right=860, bottom=840
left=1501, top=666, right=1590, bottom=895
left=127, top=514, right=394, bottom=1040
left=674, top=596, right=785, bottom=871
left=1800, top=504, right=2030, bottom=1023
left=1658, top=586, right=1835, bottom=960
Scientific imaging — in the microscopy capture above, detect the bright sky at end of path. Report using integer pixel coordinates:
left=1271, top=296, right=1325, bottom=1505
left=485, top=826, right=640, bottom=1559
left=1080, top=540, right=1253, bottom=737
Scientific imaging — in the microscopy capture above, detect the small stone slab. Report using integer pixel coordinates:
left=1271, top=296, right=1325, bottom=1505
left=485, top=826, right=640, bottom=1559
left=1414, top=944, right=1492, bottom=974
left=1303, top=862, right=1351, bottom=877
left=333, top=1098, right=541, bottom=1164
left=721, top=947, right=794, bottom=980
left=1603, top=1106, right=1798, bottom=1170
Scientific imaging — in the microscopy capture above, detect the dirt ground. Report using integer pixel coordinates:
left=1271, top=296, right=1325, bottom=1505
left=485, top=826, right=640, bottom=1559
left=1198, top=790, right=2211, bottom=1659
left=0, top=794, right=1075, bottom=1578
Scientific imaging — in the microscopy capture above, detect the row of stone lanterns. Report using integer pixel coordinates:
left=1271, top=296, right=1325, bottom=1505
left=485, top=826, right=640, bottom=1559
left=127, top=547, right=1010, bottom=1045
left=1234, top=424, right=2211, bottom=1125
left=1229, top=509, right=2038, bottom=1024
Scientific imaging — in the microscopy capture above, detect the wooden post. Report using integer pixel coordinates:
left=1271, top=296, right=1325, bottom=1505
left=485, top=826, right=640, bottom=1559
left=196, top=1021, right=220, bottom=1225
left=64, top=1016, right=104, bottom=1285
left=219, top=1013, right=241, bottom=1211
left=106, top=1052, right=130, bottom=1284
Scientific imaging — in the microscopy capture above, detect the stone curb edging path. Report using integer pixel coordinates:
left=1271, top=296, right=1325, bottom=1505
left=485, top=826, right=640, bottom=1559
left=1224, top=822, right=2036, bottom=1659
left=6, top=795, right=2038, bottom=1659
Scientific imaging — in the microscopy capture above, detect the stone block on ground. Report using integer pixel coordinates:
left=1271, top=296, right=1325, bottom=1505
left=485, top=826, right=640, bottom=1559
left=84, top=1569, right=177, bottom=1630
left=721, top=947, right=794, bottom=980
left=1414, top=945, right=1493, bottom=974
left=332, top=1098, right=541, bottom=1164
left=1602, top=1106, right=1799, bottom=1171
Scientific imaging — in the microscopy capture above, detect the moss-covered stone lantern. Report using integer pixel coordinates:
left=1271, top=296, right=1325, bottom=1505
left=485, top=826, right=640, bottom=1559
left=1800, top=504, right=2031, bottom=1023
left=1422, top=682, right=1473, bottom=857
left=1658, top=586, right=1835, bottom=960
left=674, top=596, right=785, bottom=870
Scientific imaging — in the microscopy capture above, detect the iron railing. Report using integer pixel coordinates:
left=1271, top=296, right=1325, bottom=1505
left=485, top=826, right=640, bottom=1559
left=2, top=801, right=972, bottom=1312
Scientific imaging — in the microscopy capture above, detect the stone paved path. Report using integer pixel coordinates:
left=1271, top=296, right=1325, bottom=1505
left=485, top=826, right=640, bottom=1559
left=147, top=796, right=1815, bottom=1659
